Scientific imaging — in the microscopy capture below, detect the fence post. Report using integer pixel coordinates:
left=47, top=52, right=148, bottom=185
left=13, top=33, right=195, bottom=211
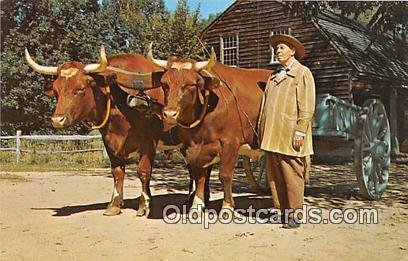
left=102, top=144, right=108, bottom=159
left=16, top=130, right=21, bottom=163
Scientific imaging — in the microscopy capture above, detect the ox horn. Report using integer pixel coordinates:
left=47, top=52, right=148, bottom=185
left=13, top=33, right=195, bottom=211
left=194, top=47, right=216, bottom=72
left=147, top=42, right=168, bottom=69
left=25, top=48, right=58, bottom=75
left=83, top=45, right=108, bottom=73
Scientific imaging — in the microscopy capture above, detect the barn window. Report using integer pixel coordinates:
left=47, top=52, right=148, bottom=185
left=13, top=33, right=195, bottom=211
left=269, top=28, right=291, bottom=64
left=220, top=34, right=239, bottom=66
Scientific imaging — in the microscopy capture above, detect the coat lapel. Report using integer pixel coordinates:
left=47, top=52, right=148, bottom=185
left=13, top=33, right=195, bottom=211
left=272, top=59, right=300, bottom=84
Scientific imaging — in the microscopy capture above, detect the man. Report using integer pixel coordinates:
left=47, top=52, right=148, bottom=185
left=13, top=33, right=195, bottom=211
left=259, top=34, right=315, bottom=229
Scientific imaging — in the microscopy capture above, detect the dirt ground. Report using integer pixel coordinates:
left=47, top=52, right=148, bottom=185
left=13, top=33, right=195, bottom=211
left=1, top=162, right=407, bottom=261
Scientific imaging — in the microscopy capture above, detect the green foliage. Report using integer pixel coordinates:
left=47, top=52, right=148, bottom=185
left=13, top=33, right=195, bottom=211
left=166, top=0, right=202, bottom=58
left=2, top=0, right=406, bottom=135
left=200, top=12, right=222, bottom=30
left=1, top=0, right=135, bottom=135
left=114, top=0, right=207, bottom=59
left=1, top=0, right=211, bottom=135
left=0, top=136, right=108, bottom=170
left=286, top=1, right=408, bottom=39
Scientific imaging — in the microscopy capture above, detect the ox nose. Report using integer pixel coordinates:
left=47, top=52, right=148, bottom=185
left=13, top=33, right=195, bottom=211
left=51, top=116, right=67, bottom=128
left=162, top=110, right=179, bottom=122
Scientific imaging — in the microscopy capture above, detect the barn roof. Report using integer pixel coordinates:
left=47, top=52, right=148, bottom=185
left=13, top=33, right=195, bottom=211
left=313, top=11, right=408, bottom=83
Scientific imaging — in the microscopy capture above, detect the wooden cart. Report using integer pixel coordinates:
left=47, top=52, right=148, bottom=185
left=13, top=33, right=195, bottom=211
left=242, top=93, right=391, bottom=200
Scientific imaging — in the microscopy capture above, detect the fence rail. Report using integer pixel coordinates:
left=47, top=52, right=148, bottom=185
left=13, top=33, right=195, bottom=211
left=0, top=130, right=107, bottom=162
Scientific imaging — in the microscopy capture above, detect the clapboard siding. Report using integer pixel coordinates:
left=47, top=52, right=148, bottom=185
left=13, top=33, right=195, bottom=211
left=200, top=0, right=408, bottom=152
left=201, top=0, right=352, bottom=99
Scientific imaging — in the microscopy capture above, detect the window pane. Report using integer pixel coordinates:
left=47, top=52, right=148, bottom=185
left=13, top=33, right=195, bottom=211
left=221, top=34, right=238, bottom=66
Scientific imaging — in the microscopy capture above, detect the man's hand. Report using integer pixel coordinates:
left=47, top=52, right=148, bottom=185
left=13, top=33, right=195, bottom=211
left=292, top=132, right=304, bottom=151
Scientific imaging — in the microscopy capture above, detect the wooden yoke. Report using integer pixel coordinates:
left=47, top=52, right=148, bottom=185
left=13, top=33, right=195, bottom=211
left=106, top=66, right=161, bottom=90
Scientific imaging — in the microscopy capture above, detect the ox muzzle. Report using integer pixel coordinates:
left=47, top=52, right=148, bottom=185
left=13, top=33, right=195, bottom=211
left=51, top=115, right=69, bottom=128
left=162, top=108, right=180, bottom=125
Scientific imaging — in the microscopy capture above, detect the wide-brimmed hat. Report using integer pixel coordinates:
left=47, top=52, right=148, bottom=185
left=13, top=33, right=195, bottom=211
left=269, top=34, right=305, bottom=60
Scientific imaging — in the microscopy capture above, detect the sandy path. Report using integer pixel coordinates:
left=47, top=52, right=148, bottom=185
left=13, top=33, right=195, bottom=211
left=0, top=163, right=407, bottom=260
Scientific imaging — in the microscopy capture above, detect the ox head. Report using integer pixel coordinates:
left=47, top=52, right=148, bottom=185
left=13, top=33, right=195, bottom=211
left=147, top=43, right=220, bottom=128
left=25, top=47, right=108, bottom=128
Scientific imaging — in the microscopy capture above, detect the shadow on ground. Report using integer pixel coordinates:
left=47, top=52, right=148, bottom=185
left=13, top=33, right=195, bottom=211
left=31, top=193, right=273, bottom=219
left=305, top=163, right=407, bottom=209
left=31, top=162, right=407, bottom=217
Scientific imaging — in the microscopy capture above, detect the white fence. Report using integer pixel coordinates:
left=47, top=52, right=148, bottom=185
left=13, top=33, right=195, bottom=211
left=0, top=130, right=107, bottom=163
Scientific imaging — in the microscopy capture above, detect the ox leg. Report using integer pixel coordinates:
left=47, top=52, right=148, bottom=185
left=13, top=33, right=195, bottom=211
left=186, top=164, right=196, bottom=208
left=186, top=165, right=211, bottom=204
left=190, top=168, right=208, bottom=213
left=204, top=167, right=211, bottom=205
left=219, top=143, right=240, bottom=214
left=104, top=161, right=125, bottom=216
left=187, top=164, right=194, bottom=197
left=136, top=146, right=155, bottom=217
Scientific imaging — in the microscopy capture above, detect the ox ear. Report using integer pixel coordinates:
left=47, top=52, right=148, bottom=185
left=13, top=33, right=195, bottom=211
left=151, top=71, right=164, bottom=88
left=200, top=69, right=220, bottom=91
left=257, top=81, right=267, bottom=91
left=43, top=82, right=56, bottom=97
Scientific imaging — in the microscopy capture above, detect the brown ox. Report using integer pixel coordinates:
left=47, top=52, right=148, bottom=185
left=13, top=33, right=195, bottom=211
left=148, top=45, right=272, bottom=212
left=25, top=46, right=186, bottom=217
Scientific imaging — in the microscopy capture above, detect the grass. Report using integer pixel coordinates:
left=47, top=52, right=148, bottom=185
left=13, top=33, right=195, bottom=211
left=0, top=137, right=111, bottom=172
left=0, top=136, right=186, bottom=172
left=0, top=172, right=30, bottom=182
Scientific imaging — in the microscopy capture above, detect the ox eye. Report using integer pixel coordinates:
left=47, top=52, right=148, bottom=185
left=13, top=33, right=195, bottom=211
left=74, top=88, right=86, bottom=96
left=161, top=83, right=169, bottom=92
left=186, top=84, right=196, bottom=90
left=87, top=78, right=95, bottom=86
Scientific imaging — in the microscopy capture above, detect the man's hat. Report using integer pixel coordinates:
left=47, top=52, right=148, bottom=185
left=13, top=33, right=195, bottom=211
left=269, top=34, right=305, bottom=60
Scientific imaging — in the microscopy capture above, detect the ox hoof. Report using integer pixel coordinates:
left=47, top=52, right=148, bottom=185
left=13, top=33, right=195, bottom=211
left=220, top=202, right=234, bottom=220
left=136, top=206, right=150, bottom=217
left=188, top=208, right=202, bottom=220
left=204, top=195, right=210, bottom=206
left=191, top=195, right=205, bottom=212
left=136, top=192, right=151, bottom=217
left=103, top=206, right=122, bottom=216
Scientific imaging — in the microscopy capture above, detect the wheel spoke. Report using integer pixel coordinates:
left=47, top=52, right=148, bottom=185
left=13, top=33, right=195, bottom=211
left=366, top=105, right=374, bottom=140
left=363, top=156, right=372, bottom=179
left=371, top=113, right=384, bottom=138
left=372, top=163, right=379, bottom=195
left=378, top=167, right=389, bottom=189
left=364, top=120, right=373, bottom=141
left=377, top=114, right=388, bottom=140
left=362, top=142, right=374, bottom=154
left=356, top=100, right=390, bottom=199
left=364, top=156, right=376, bottom=193
left=362, top=129, right=371, bottom=146
left=363, top=153, right=371, bottom=162
left=243, top=155, right=268, bottom=192
left=379, top=153, right=390, bottom=182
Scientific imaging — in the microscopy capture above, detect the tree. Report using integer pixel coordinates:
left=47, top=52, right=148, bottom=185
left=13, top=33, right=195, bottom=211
left=107, top=0, right=170, bottom=55
left=165, top=0, right=202, bottom=58
left=113, top=0, right=207, bottom=59
left=0, top=0, right=134, bottom=134
left=1, top=0, right=210, bottom=135
left=104, top=0, right=168, bottom=54
left=200, top=12, right=222, bottom=30
left=286, top=1, right=408, bottom=40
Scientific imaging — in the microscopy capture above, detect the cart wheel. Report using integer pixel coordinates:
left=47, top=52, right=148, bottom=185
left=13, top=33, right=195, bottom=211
left=242, top=155, right=269, bottom=193
left=354, top=99, right=391, bottom=200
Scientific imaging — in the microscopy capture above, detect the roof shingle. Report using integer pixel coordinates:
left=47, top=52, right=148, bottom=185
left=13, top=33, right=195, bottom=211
left=314, top=11, right=408, bottom=82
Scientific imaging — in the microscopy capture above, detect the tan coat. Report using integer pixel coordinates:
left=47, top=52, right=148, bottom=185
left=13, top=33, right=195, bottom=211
left=259, top=59, right=315, bottom=157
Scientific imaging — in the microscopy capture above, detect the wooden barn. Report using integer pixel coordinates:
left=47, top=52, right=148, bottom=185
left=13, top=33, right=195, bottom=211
left=200, top=0, right=408, bottom=157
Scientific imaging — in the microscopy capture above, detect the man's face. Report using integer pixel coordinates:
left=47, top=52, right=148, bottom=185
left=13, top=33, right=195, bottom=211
left=275, top=42, right=295, bottom=65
